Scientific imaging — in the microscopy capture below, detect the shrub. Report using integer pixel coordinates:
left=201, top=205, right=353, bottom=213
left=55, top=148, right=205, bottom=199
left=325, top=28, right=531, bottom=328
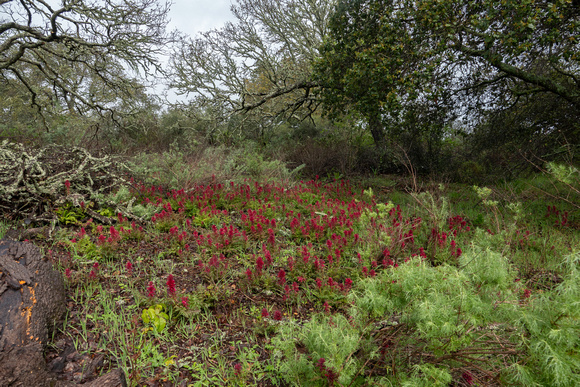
left=272, top=314, right=364, bottom=386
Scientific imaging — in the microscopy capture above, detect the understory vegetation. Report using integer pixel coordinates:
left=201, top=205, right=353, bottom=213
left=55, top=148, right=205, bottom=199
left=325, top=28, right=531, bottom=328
left=1, top=143, right=578, bottom=386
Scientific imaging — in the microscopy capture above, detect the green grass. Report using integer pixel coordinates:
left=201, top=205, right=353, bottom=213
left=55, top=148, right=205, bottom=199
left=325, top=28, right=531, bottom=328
left=0, top=220, right=10, bottom=238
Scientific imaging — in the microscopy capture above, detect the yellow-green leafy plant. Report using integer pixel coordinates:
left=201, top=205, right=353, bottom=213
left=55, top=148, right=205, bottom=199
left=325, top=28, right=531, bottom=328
left=142, top=304, right=169, bottom=334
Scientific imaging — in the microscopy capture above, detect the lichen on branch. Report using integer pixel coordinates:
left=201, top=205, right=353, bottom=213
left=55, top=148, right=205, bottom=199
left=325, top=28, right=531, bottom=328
left=0, top=140, right=137, bottom=223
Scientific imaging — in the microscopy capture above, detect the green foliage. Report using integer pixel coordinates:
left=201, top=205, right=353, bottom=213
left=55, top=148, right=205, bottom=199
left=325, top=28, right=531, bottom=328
left=547, top=162, right=579, bottom=186
left=457, top=160, right=485, bottom=184
left=0, top=220, right=10, bottom=238
left=128, top=144, right=301, bottom=191
left=508, top=251, right=580, bottom=386
left=142, top=304, right=169, bottom=334
left=74, top=236, right=100, bottom=261
left=272, top=314, right=364, bottom=386
left=33, top=148, right=579, bottom=386
left=411, top=191, right=449, bottom=231
left=273, top=250, right=529, bottom=385
left=315, top=0, right=580, bottom=176
left=97, top=207, right=115, bottom=218
left=129, top=204, right=158, bottom=220
left=473, top=185, right=498, bottom=207
left=405, top=363, right=452, bottom=387
left=56, top=204, right=85, bottom=225
left=459, top=239, right=517, bottom=296
left=111, top=186, right=133, bottom=204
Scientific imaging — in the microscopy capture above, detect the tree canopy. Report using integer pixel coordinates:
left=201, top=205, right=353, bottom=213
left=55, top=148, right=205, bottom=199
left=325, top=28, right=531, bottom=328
left=170, top=0, right=335, bottom=132
left=315, top=0, right=580, bottom=145
left=0, top=0, right=172, bottom=127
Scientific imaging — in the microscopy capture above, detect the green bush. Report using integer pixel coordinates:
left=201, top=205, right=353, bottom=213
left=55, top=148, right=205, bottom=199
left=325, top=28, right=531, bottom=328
left=128, top=144, right=302, bottom=191
left=272, top=314, right=365, bottom=386
left=273, top=238, right=580, bottom=385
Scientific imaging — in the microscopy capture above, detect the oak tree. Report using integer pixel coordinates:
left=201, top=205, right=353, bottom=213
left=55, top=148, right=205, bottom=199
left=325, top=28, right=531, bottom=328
left=0, top=0, right=172, bottom=127
left=170, top=0, right=334, bottom=136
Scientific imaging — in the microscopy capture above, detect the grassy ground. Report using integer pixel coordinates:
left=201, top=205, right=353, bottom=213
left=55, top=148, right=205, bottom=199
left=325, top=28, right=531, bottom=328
left=6, top=172, right=578, bottom=386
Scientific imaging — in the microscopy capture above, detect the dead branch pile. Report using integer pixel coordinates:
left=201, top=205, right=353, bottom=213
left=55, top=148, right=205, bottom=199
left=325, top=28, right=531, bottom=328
left=0, top=140, right=130, bottom=222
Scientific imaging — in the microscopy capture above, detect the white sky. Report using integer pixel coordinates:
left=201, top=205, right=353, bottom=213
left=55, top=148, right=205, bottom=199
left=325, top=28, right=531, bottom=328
left=167, top=0, right=235, bottom=38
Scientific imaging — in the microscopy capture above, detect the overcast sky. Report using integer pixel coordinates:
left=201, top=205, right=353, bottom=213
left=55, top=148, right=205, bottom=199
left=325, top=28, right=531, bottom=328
left=167, top=0, right=235, bottom=38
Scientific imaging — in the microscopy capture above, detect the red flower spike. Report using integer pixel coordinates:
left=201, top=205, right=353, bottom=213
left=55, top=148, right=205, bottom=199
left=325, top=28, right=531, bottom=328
left=277, top=269, right=286, bottom=285
left=166, top=274, right=176, bottom=296
left=256, top=257, right=264, bottom=274
left=233, top=362, right=242, bottom=376
left=292, top=282, right=299, bottom=293
left=147, top=281, right=156, bottom=298
left=326, top=368, right=339, bottom=386
left=344, top=278, right=353, bottom=290
left=462, top=371, right=474, bottom=385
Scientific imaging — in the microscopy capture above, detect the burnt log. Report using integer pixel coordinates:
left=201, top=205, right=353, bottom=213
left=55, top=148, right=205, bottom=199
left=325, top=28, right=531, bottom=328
left=0, top=239, right=128, bottom=386
left=0, top=239, right=66, bottom=386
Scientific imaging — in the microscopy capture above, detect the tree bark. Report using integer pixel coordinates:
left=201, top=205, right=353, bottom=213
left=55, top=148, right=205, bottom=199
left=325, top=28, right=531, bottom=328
left=368, top=110, right=386, bottom=146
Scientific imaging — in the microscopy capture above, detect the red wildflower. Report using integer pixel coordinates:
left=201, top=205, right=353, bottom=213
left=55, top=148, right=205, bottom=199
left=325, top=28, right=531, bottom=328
left=462, top=371, right=474, bottom=385
left=233, top=362, right=242, bottom=376
left=277, top=269, right=286, bottom=285
left=166, top=274, right=176, bottom=296
left=256, top=256, right=264, bottom=274
left=147, top=281, right=156, bottom=298
left=344, top=277, right=353, bottom=290
left=325, top=368, right=339, bottom=386
left=267, top=228, right=276, bottom=246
